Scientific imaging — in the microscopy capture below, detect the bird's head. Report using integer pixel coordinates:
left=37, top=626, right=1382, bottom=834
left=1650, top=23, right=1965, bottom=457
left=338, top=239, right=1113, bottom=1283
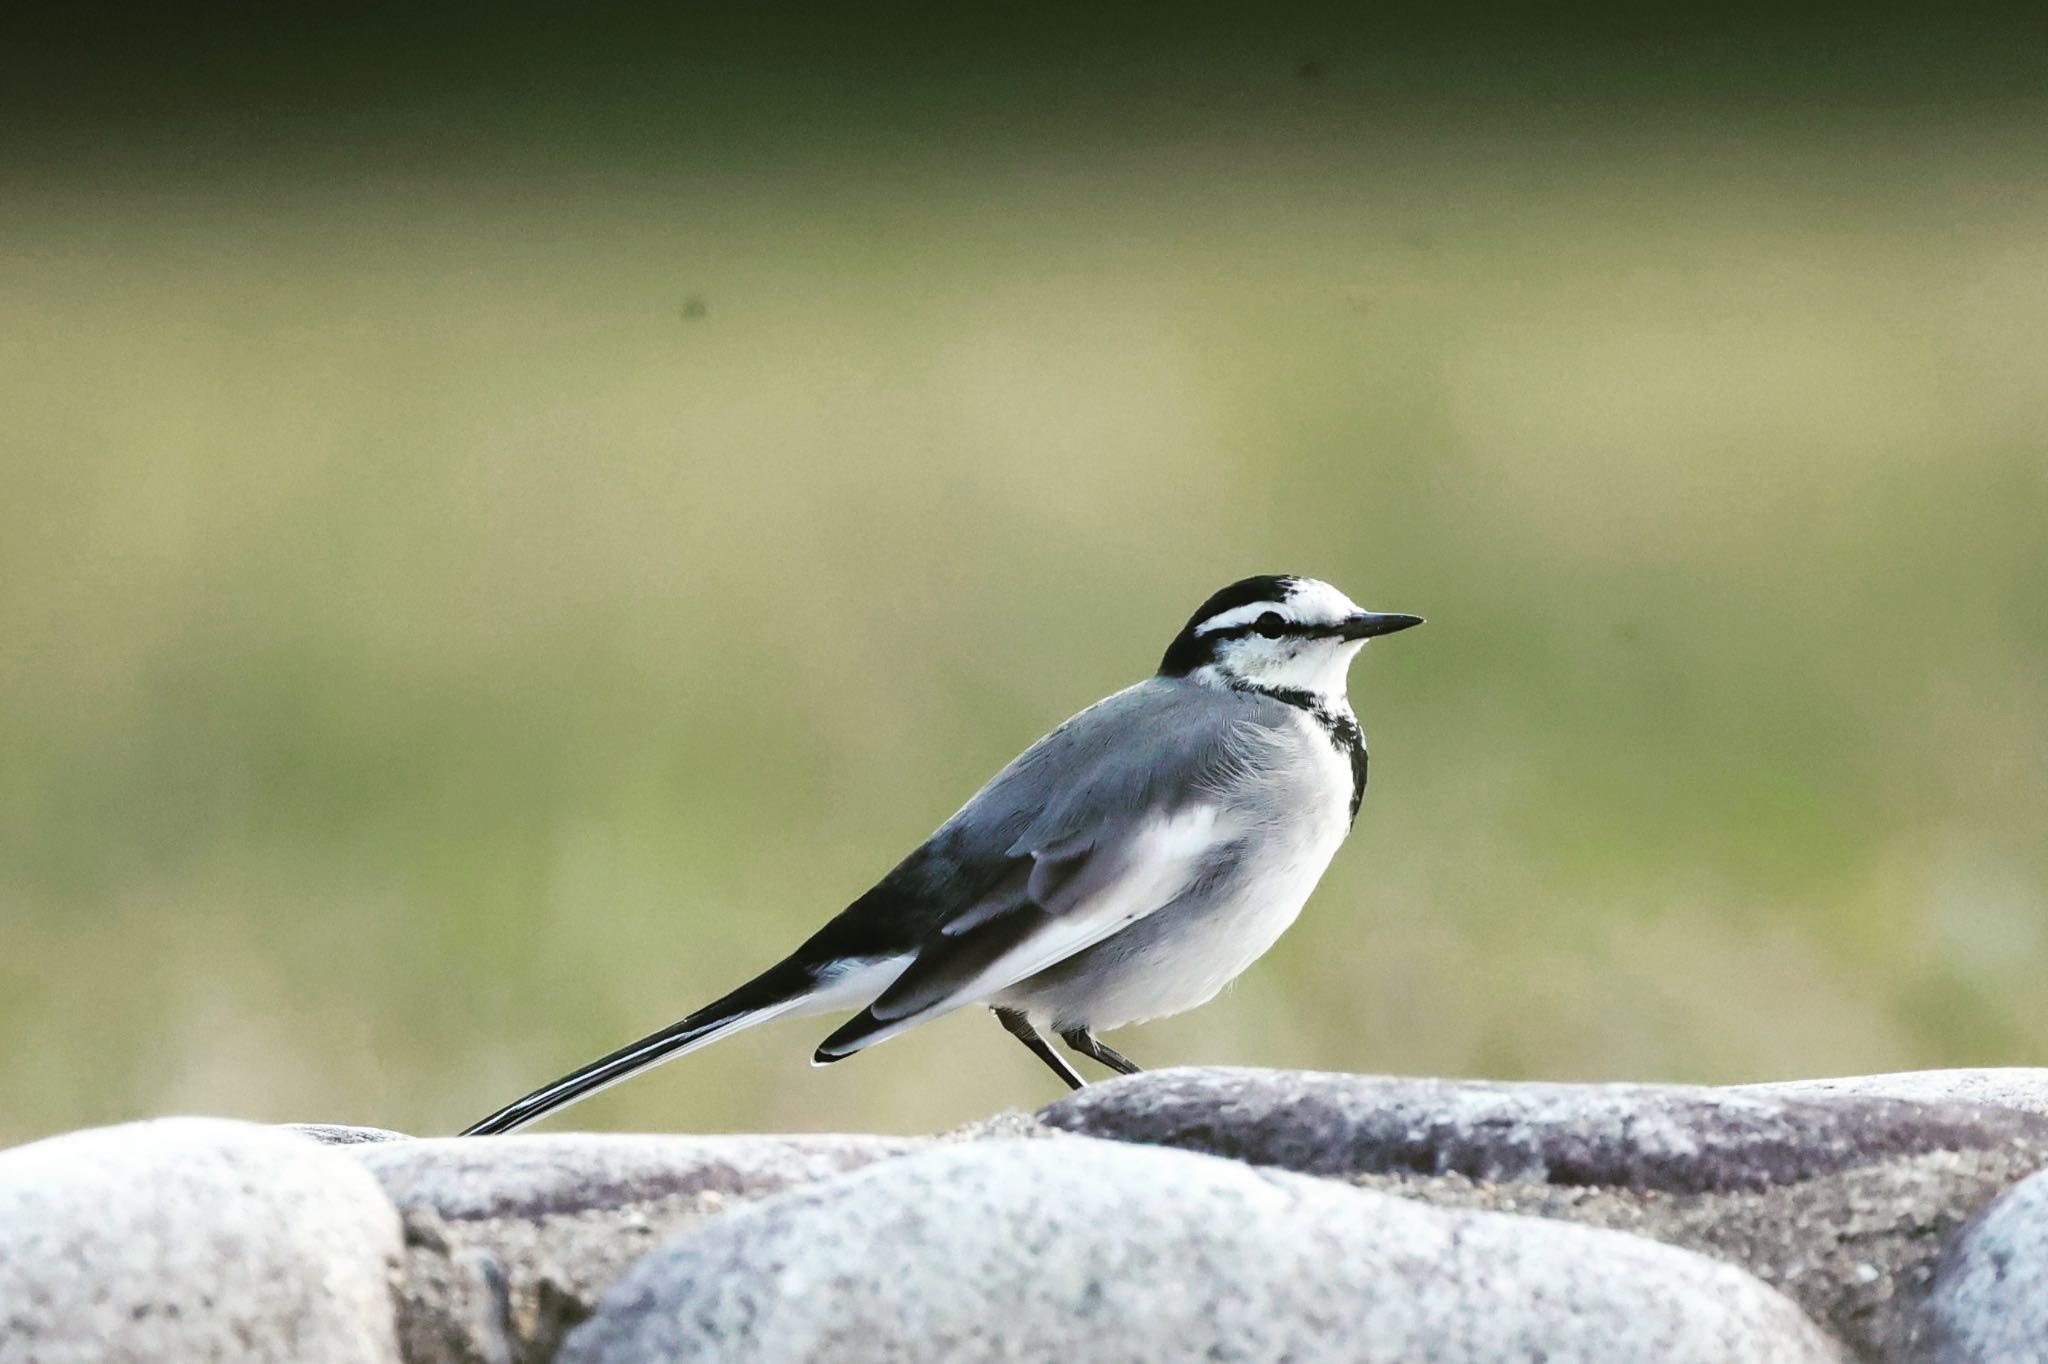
left=1157, top=574, right=1422, bottom=703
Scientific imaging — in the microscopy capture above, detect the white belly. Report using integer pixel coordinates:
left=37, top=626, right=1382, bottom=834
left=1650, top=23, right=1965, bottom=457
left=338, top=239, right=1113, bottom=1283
left=997, top=715, right=1356, bottom=1031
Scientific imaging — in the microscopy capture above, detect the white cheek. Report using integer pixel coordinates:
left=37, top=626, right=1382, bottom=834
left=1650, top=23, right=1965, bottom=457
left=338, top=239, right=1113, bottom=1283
left=1272, top=650, right=1349, bottom=695
left=1227, top=639, right=1365, bottom=696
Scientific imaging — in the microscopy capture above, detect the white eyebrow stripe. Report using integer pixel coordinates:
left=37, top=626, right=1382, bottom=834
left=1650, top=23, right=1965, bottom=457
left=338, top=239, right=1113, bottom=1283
left=1196, top=600, right=1292, bottom=634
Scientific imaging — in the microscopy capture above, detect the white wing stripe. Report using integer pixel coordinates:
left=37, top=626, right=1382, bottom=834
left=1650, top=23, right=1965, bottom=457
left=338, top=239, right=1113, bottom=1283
left=845, top=805, right=1241, bottom=1050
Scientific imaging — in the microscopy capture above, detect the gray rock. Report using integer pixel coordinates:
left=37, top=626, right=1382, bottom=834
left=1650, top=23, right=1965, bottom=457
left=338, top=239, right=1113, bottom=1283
left=1042, top=1069, right=2048, bottom=1361
left=1041, top=1067, right=2048, bottom=1191
left=344, top=1133, right=924, bottom=1364
left=1745, top=1070, right=2048, bottom=1121
left=938, top=1107, right=1057, bottom=1144
left=353, top=1131, right=920, bottom=1222
left=289, top=1122, right=414, bottom=1145
left=1339, top=1150, right=2042, bottom=1364
left=559, top=1137, right=1841, bottom=1364
left=0, top=1116, right=403, bottom=1364
left=1924, top=1166, right=2048, bottom=1362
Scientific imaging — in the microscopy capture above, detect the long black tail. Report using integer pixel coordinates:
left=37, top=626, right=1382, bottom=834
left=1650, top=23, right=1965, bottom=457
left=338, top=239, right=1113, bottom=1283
left=460, top=961, right=815, bottom=1135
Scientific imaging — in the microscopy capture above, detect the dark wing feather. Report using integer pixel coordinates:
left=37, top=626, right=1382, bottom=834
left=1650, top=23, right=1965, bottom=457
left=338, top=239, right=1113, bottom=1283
left=800, top=681, right=1301, bottom=1059
left=783, top=680, right=1223, bottom=965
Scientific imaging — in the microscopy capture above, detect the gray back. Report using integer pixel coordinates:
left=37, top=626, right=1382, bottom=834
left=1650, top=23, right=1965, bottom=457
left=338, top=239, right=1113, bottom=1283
left=795, top=679, right=1314, bottom=961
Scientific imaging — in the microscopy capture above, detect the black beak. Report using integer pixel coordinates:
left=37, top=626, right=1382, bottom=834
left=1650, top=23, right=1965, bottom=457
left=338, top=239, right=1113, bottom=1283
left=1340, top=611, right=1425, bottom=640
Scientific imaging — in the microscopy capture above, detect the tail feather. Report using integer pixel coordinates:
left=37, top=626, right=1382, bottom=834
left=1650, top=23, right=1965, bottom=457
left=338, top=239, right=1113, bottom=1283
left=460, top=962, right=813, bottom=1136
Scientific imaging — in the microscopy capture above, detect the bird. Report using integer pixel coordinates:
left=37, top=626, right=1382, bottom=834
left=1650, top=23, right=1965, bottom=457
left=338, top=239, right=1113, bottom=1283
left=461, top=574, right=1422, bottom=1135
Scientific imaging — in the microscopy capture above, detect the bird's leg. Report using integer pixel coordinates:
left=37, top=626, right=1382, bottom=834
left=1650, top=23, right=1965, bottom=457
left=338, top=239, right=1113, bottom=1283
left=994, top=1007, right=1084, bottom=1090
left=1059, top=1027, right=1144, bottom=1076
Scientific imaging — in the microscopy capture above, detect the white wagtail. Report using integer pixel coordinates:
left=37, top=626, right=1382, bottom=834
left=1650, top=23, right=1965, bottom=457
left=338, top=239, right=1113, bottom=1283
left=462, top=574, right=1421, bottom=1134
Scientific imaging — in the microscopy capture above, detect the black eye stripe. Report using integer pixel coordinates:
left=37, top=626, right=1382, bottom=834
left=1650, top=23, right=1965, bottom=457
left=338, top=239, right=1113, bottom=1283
left=1202, top=616, right=1335, bottom=642
left=1156, top=574, right=1326, bottom=677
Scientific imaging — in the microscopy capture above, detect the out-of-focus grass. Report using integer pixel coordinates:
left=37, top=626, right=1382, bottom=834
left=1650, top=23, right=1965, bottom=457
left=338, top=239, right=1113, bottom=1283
left=2, top=103, right=2045, bottom=1143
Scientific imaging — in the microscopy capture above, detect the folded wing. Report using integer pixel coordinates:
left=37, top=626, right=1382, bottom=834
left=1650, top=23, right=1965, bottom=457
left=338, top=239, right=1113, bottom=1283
left=813, top=802, right=1242, bottom=1059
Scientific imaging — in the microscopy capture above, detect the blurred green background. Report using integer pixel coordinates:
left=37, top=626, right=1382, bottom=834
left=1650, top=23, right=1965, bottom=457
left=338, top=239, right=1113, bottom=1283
left=3, top=6, right=2045, bottom=1144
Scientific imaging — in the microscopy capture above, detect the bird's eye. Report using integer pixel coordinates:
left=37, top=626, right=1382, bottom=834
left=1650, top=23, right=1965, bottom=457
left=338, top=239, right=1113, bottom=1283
left=1254, top=612, right=1287, bottom=639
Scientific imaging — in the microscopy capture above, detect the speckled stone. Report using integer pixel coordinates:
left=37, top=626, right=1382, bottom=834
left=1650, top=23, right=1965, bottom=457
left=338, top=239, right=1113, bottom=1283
left=1744, top=1069, right=2048, bottom=1121
left=1041, top=1067, right=2048, bottom=1191
left=345, top=1133, right=925, bottom=1364
left=559, top=1137, right=1842, bottom=1364
left=0, top=1117, right=404, bottom=1364
left=1040, top=1068, right=2048, bottom=1362
left=288, top=1122, right=414, bottom=1145
left=1924, top=1165, right=2048, bottom=1362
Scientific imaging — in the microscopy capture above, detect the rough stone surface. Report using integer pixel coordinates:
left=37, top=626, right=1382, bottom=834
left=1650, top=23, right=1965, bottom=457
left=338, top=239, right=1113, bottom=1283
left=560, top=1137, right=1842, bottom=1364
left=0, top=1116, right=404, bottom=1364
left=1745, top=1070, right=2048, bottom=1121
left=290, top=1122, right=415, bottom=1145
left=17, top=1070, right=2048, bottom=1363
left=1923, top=1166, right=2048, bottom=1362
left=1043, top=1069, right=2048, bottom=1361
left=346, top=1133, right=925, bottom=1364
left=938, top=1107, right=1063, bottom=1143
left=1042, top=1068, right=2048, bottom=1191
left=1342, top=1152, right=2040, bottom=1363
